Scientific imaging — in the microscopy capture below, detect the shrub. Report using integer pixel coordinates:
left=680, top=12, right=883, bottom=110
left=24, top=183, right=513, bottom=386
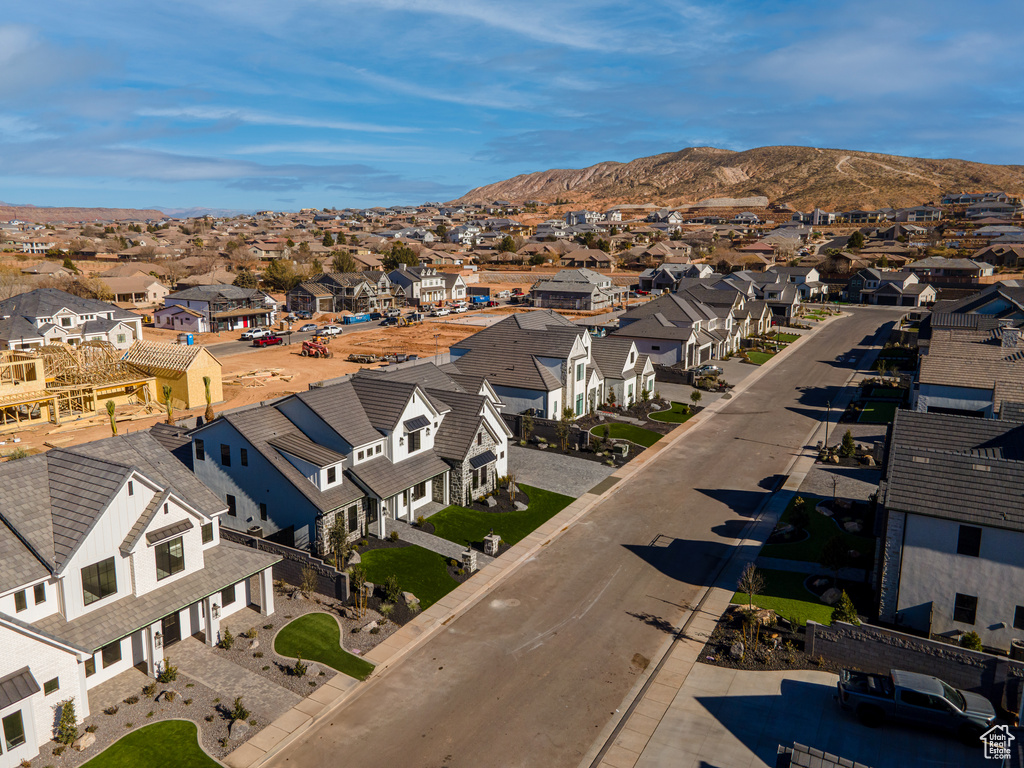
left=53, top=745, right=67, bottom=757
left=449, top=559, right=459, bottom=568
left=379, top=603, right=394, bottom=622
left=85, top=724, right=98, bottom=734
left=242, top=627, right=258, bottom=639
left=457, top=568, right=465, bottom=576
left=183, top=698, right=192, bottom=706
left=383, top=574, right=401, bottom=603
left=840, top=429, right=856, bottom=458
left=789, top=501, right=810, bottom=531
left=125, top=722, right=133, bottom=729
left=124, top=695, right=139, bottom=705
left=262, top=665, right=270, bottom=671
left=415, top=516, right=425, bottom=527
left=369, top=626, right=380, bottom=634
left=262, top=624, right=273, bottom=630
left=219, top=628, right=234, bottom=650
left=142, top=683, right=157, bottom=697
left=230, top=697, right=250, bottom=723
left=205, top=715, right=214, bottom=722
left=164, top=691, right=176, bottom=702
left=55, top=699, right=77, bottom=745
left=300, top=564, right=318, bottom=595
left=359, top=539, right=367, bottom=547
left=960, top=631, right=983, bottom=651
left=254, top=651, right=264, bottom=658
left=292, top=658, right=308, bottom=678
left=146, top=711, right=153, bottom=718
left=104, top=705, right=119, bottom=716
left=185, top=683, right=195, bottom=688
left=157, top=659, right=178, bottom=683
left=830, top=591, right=861, bottom=626
left=389, top=530, right=400, bottom=542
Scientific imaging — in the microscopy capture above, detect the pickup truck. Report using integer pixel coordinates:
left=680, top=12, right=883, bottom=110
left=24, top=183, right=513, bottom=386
left=240, top=327, right=272, bottom=340
left=837, top=668, right=996, bottom=741
left=430, top=307, right=450, bottom=317
left=252, top=334, right=283, bottom=347
left=318, top=325, right=343, bottom=336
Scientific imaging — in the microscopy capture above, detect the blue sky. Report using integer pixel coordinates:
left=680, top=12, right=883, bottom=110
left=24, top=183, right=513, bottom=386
left=2, top=0, right=1022, bottom=212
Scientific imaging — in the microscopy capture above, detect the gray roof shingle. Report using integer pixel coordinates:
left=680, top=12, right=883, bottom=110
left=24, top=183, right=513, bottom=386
left=268, top=433, right=346, bottom=468
left=0, top=667, right=40, bottom=710
left=347, top=450, right=450, bottom=500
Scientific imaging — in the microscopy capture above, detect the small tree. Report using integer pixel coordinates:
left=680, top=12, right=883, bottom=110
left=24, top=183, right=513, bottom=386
left=506, top=472, right=517, bottom=503
left=292, top=657, right=308, bottom=677
left=830, top=590, right=860, bottom=626
left=383, top=574, right=401, bottom=603
left=521, top=414, right=534, bottom=442
left=959, top=631, right=983, bottom=651
left=106, top=400, right=117, bottom=436
left=819, top=534, right=849, bottom=583
left=55, top=698, right=77, bottom=745
left=737, top=563, right=765, bottom=611
left=203, top=375, right=215, bottom=422
left=789, top=499, right=810, bottom=532
left=555, top=407, right=574, bottom=452
left=349, top=564, right=367, bottom=619
left=328, top=514, right=350, bottom=568
left=157, top=658, right=178, bottom=682
left=840, top=429, right=856, bottom=458
left=232, top=269, right=259, bottom=289
left=847, top=230, right=866, bottom=250
left=230, top=697, right=250, bottom=723
left=322, top=232, right=335, bottom=247
left=161, top=385, right=175, bottom=425
left=331, top=250, right=358, bottom=274
left=497, top=235, right=516, bottom=253
left=300, top=563, right=318, bottom=597
left=689, top=389, right=702, bottom=411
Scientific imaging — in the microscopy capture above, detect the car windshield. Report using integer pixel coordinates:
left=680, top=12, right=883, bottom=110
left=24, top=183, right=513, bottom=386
left=940, top=681, right=966, bottom=710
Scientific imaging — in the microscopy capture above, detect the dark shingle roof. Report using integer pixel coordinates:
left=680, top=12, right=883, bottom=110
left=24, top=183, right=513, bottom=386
left=428, top=389, right=488, bottom=461
left=145, top=518, right=193, bottom=545
left=0, top=288, right=124, bottom=321
left=0, top=667, right=40, bottom=710
left=294, top=381, right=382, bottom=448
left=347, top=450, right=450, bottom=500
left=268, top=433, right=346, bottom=467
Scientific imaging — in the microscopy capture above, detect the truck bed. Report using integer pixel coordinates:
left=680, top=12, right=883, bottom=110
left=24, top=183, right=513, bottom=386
left=840, top=670, right=894, bottom=699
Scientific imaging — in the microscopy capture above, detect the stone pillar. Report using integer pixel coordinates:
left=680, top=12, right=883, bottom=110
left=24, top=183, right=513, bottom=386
left=258, top=567, right=275, bottom=616
left=204, top=597, right=221, bottom=647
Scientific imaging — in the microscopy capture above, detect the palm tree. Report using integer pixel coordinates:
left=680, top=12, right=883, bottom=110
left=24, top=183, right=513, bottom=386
left=203, top=376, right=215, bottom=422
left=162, top=385, right=175, bottom=425
left=106, top=401, right=117, bottom=436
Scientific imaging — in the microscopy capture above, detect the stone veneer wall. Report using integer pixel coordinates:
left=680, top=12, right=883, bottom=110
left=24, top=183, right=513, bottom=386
left=220, top=528, right=349, bottom=601
left=451, top=429, right=501, bottom=507
left=876, top=508, right=905, bottom=623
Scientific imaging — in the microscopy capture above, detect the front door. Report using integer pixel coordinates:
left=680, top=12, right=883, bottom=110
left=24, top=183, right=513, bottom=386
left=162, top=612, right=181, bottom=647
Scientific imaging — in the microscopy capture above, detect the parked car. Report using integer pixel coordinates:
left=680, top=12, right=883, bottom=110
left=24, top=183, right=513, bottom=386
left=384, top=309, right=402, bottom=318
left=837, top=668, right=995, bottom=741
left=318, top=325, right=343, bottom=336
left=240, top=327, right=272, bottom=340
left=380, top=317, right=399, bottom=326
left=252, top=334, right=283, bottom=347
left=693, top=364, right=723, bottom=377
left=430, top=307, right=450, bottom=317
left=298, top=323, right=318, bottom=332
left=452, top=304, right=468, bottom=313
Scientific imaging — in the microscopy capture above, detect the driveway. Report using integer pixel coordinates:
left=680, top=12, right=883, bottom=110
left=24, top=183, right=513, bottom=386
left=633, top=666, right=995, bottom=768
left=508, top=444, right=615, bottom=498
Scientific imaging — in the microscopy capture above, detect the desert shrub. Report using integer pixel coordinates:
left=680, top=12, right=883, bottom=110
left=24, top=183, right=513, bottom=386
left=383, top=574, right=401, bottom=603
left=157, top=659, right=178, bottom=683
left=960, top=631, right=983, bottom=651
left=218, top=628, right=234, bottom=650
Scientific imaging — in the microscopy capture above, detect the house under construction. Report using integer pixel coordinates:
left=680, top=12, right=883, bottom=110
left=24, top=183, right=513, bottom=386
left=0, top=341, right=156, bottom=428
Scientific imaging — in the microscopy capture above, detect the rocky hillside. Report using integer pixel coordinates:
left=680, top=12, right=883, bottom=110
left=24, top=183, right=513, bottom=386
left=455, top=146, right=1024, bottom=211
left=0, top=203, right=165, bottom=224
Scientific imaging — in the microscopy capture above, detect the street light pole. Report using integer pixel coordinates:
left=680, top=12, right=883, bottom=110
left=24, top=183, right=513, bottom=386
left=825, top=399, right=832, bottom=448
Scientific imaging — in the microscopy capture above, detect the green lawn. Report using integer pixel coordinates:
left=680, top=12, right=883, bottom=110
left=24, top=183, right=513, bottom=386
left=649, top=401, right=694, bottom=424
left=760, top=495, right=875, bottom=567
left=428, top=484, right=574, bottom=549
left=731, top=569, right=834, bottom=627
left=588, top=422, right=663, bottom=447
left=359, top=545, right=458, bottom=609
left=81, top=720, right=217, bottom=768
left=768, top=332, right=800, bottom=344
left=858, top=401, right=899, bottom=423
left=745, top=350, right=776, bottom=365
left=274, top=612, right=375, bottom=680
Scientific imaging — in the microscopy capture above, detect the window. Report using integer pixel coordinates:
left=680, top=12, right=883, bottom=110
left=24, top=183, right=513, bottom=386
left=376, top=444, right=382, bottom=454
left=227, top=494, right=236, bottom=517
left=84, top=657, right=96, bottom=677
left=221, top=584, right=236, bottom=606
left=101, top=640, right=122, bottom=668
left=259, top=503, right=267, bottom=521
left=477, top=433, right=482, bottom=446
left=327, top=466, right=337, bottom=484
left=2, top=711, right=25, bottom=750
left=1015, top=606, right=1024, bottom=631
left=357, top=450, right=365, bottom=461
left=33, top=583, right=45, bottom=605
left=954, top=593, right=978, bottom=625
left=220, top=444, right=231, bottom=467
left=472, top=469, right=480, bottom=490
left=194, top=439, right=205, bottom=461
left=43, top=677, right=59, bottom=695
left=348, top=505, right=358, bottom=532
left=651, top=345, right=661, bottom=351
left=240, top=448, right=248, bottom=467
left=82, top=557, right=117, bottom=605
left=575, top=393, right=584, bottom=416
left=408, top=430, right=421, bottom=452
left=201, top=522, right=213, bottom=544
left=116, top=333, right=126, bottom=344
left=576, top=362, right=584, bottom=381
left=155, top=537, right=185, bottom=580
left=128, top=481, right=134, bottom=496
left=412, top=482, right=426, bottom=501
left=61, top=316, right=72, bottom=327
left=957, top=525, right=982, bottom=557
left=13, top=590, right=26, bottom=613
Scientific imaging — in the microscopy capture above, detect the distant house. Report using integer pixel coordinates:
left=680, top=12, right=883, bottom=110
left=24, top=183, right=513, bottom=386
left=100, top=276, right=169, bottom=305
left=388, top=265, right=446, bottom=307
left=905, top=257, right=995, bottom=283
left=530, top=269, right=625, bottom=311
left=0, top=288, right=143, bottom=350
left=157, top=286, right=276, bottom=333
left=637, top=263, right=713, bottom=293
left=439, top=272, right=467, bottom=303
left=286, top=271, right=397, bottom=315
left=559, top=249, right=614, bottom=270
left=877, top=410, right=1024, bottom=650
left=846, top=269, right=936, bottom=306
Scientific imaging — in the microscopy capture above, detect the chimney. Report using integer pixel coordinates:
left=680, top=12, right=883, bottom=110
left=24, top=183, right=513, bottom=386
left=1002, top=327, right=1021, bottom=348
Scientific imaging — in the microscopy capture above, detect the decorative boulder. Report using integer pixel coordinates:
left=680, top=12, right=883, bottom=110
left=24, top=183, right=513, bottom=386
left=729, top=641, right=745, bottom=659
left=514, top=500, right=528, bottom=511
left=347, top=551, right=361, bottom=566
left=820, top=587, right=842, bottom=606
left=843, top=521, right=862, bottom=533
left=815, top=503, right=833, bottom=517
left=862, top=455, right=876, bottom=467
left=402, top=591, right=419, bottom=606
left=361, top=620, right=378, bottom=633
left=537, top=443, right=548, bottom=450
left=486, top=496, right=498, bottom=507
left=74, top=732, right=97, bottom=751
left=229, top=719, right=251, bottom=741
left=249, top=638, right=259, bottom=650
left=774, top=523, right=794, bottom=536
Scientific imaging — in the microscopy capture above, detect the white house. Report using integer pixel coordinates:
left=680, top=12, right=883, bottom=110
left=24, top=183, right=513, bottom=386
left=0, top=289, right=143, bottom=351
left=0, top=433, right=278, bottom=767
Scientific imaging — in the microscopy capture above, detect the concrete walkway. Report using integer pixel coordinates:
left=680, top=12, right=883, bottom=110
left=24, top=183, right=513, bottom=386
left=389, top=519, right=495, bottom=568
left=170, top=637, right=302, bottom=723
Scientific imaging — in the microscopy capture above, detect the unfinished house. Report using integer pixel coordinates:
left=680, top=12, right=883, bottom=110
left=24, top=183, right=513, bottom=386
left=122, top=341, right=223, bottom=411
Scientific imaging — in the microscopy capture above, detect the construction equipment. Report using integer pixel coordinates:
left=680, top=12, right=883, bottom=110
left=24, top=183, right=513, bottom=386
left=398, top=313, right=423, bottom=327
left=300, top=337, right=333, bottom=358
left=347, top=353, right=380, bottom=364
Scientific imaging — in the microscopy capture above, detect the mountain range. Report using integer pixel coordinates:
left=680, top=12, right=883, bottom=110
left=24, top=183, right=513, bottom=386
left=454, top=146, right=1024, bottom=212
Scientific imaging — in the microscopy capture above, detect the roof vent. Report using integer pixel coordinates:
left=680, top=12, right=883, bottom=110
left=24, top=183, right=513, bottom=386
left=911, top=456, right=930, bottom=464
left=972, top=464, right=991, bottom=472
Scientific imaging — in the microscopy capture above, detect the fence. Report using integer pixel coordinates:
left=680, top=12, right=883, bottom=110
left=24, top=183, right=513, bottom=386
left=807, top=620, right=1024, bottom=711
left=221, top=528, right=349, bottom=601
left=502, top=413, right=590, bottom=450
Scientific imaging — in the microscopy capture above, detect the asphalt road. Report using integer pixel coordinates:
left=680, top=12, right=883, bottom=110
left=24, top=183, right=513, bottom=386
left=266, top=308, right=902, bottom=768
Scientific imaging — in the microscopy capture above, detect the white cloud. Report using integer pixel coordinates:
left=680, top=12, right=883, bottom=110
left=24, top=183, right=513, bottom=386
left=135, top=106, right=419, bottom=134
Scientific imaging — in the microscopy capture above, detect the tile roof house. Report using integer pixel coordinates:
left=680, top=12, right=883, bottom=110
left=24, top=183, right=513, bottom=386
left=0, top=288, right=143, bottom=351
left=530, top=269, right=626, bottom=311
left=156, top=285, right=276, bottom=333
left=190, top=365, right=509, bottom=551
left=285, top=271, right=398, bottom=315
left=846, top=269, right=937, bottom=307
left=387, top=265, right=446, bottom=307
left=0, top=432, right=278, bottom=765
left=877, top=410, right=1024, bottom=650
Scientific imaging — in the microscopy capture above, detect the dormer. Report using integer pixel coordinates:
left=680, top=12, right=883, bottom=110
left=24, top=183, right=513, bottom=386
left=268, top=433, right=346, bottom=491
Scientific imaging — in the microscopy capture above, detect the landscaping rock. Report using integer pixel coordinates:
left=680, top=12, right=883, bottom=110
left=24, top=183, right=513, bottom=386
left=843, top=521, right=862, bottom=533
left=361, top=620, right=378, bottom=633
left=815, top=503, right=833, bottom=517
left=862, top=455, right=876, bottom=467
left=774, top=523, right=794, bottom=536
left=828, top=455, right=840, bottom=464
left=537, top=443, right=548, bottom=450
left=486, top=496, right=497, bottom=507
left=347, top=551, right=361, bottom=566
left=229, top=719, right=250, bottom=741
left=812, top=578, right=829, bottom=589
left=729, top=641, right=744, bottom=659
left=514, top=500, right=528, bottom=511
left=363, top=581, right=375, bottom=595
left=402, top=591, right=419, bottom=606
left=820, top=588, right=842, bottom=606
left=74, top=732, right=96, bottom=751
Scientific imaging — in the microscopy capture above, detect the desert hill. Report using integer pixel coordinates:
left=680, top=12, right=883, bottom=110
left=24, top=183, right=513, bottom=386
left=0, top=202, right=165, bottom=224
left=454, top=146, right=1024, bottom=212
